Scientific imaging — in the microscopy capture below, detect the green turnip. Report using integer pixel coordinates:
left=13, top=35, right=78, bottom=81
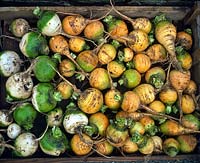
left=19, top=31, right=49, bottom=58
left=39, top=126, right=69, bottom=156
left=13, top=102, right=37, bottom=130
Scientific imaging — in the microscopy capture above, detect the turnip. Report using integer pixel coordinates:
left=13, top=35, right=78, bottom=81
left=32, top=83, right=60, bottom=113
left=122, top=137, right=138, bottom=154
left=33, top=55, right=57, bottom=82
left=95, top=140, right=114, bottom=156
left=33, top=7, right=62, bottom=36
left=110, top=0, right=152, bottom=34
left=63, top=103, right=88, bottom=134
left=19, top=31, right=49, bottom=58
left=57, top=81, right=73, bottom=100
left=118, top=47, right=134, bottom=62
left=151, top=136, right=163, bottom=153
left=0, top=109, right=13, bottom=127
left=69, top=37, right=90, bottom=53
left=149, top=100, right=166, bottom=113
left=13, top=102, right=37, bottom=130
left=6, top=67, right=33, bottom=100
left=9, top=18, right=30, bottom=37
left=153, top=14, right=182, bottom=71
left=39, top=126, right=69, bottom=156
left=181, top=114, right=200, bottom=131
left=13, top=132, right=38, bottom=157
left=176, top=29, right=193, bottom=50
left=78, top=88, right=103, bottom=114
left=138, top=137, right=154, bottom=155
left=6, top=123, right=22, bottom=139
left=163, top=138, right=180, bottom=157
left=0, top=50, right=22, bottom=77
left=47, top=107, right=63, bottom=127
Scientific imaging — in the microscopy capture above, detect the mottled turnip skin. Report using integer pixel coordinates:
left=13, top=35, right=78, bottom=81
left=0, top=51, right=21, bottom=77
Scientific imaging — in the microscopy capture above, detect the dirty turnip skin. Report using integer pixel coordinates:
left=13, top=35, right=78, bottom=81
left=14, top=132, right=38, bottom=157
left=0, top=51, right=22, bottom=77
left=7, top=123, right=22, bottom=139
left=9, top=18, right=30, bottom=37
left=6, top=72, right=33, bottom=100
left=0, top=110, right=13, bottom=127
left=63, top=111, right=88, bottom=134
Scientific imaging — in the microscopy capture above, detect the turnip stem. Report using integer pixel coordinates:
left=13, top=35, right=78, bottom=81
left=178, top=92, right=183, bottom=123
left=0, top=143, right=16, bottom=150
left=0, top=35, right=20, bottom=42
left=140, top=104, right=179, bottom=121
left=35, top=124, right=49, bottom=141
left=0, top=129, right=6, bottom=132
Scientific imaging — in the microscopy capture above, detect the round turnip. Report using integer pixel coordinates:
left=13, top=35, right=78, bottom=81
left=7, top=123, right=22, bottom=139
left=0, top=50, right=22, bottom=77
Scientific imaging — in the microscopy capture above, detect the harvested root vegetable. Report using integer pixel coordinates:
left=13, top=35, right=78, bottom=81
left=13, top=102, right=37, bottom=130
left=129, top=121, right=145, bottom=136
left=154, top=14, right=181, bottom=71
left=7, top=123, right=21, bottom=139
left=33, top=7, right=62, bottom=36
left=149, top=100, right=166, bottom=113
left=126, top=30, right=149, bottom=53
left=32, top=83, right=59, bottom=113
left=103, top=15, right=128, bottom=43
left=176, top=29, right=193, bottom=50
left=107, top=61, right=126, bottom=78
left=159, top=87, right=178, bottom=105
left=119, top=69, right=141, bottom=89
left=160, top=120, right=200, bottom=136
left=6, top=69, right=33, bottom=100
left=181, top=114, right=200, bottom=131
left=46, top=108, right=63, bottom=127
left=63, top=103, right=88, bottom=134
left=0, top=110, right=13, bottom=127
left=181, top=94, right=195, bottom=114
left=69, top=37, right=89, bottom=53
left=14, top=132, right=38, bottom=157
left=57, top=81, right=73, bottom=100
left=84, top=20, right=104, bottom=41
left=33, top=55, right=57, bottom=82
left=169, top=69, right=191, bottom=119
left=19, top=31, right=49, bottom=58
left=106, top=120, right=129, bottom=147
left=70, top=133, right=93, bottom=155
left=89, top=68, right=111, bottom=90
left=110, top=0, right=152, bottom=34
left=0, top=50, right=22, bottom=77
left=176, top=46, right=192, bottom=70
left=138, top=137, right=154, bottom=155
left=139, top=116, right=158, bottom=136
left=163, top=138, right=180, bottom=157
left=76, top=50, right=98, bottom=72
left=105, top=88, right=122, bottom=111
left=78, top=88, right=103, bottom=114
left=59, top=59, right=76, bottom=77
left=133, top=53, right=151, bottom=74
left=177, top=134, right=197, bottom=153
left=151, top=136, right=163, bottom=153
left=145, top=66, right=166, bottom=89
left=98, top=43, right=117, bottom=65
left=88, top=112, right=109, bottom=137
left=39, top=127, right=69, bottom=156
left=121, top=91, right=140, bottom=113
left=133, top=84, right=155, bottom=105
left=146, top=44, right=167, bottom=63
left=9, top=18, right=30, bottom=37
left=122, top=137, right=138, bottom=154
left=118, top=47, right=134, bottom=62
left=95, top=140, right=114, bottom=156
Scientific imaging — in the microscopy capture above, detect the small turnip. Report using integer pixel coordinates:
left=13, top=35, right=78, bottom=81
left=9, top=18, right=30, bottom=37
left=47, top=107, right=63, bottom=127
left=0, top=109, right=13, bottom=127
left=7, top=123, right=22, bottom=139
left=163, top=138, right=180, bottom=157
left=0, top=50, right=22, bottom=77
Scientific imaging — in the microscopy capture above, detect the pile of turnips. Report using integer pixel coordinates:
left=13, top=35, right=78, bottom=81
left=0, top=1, right=200, bottom=159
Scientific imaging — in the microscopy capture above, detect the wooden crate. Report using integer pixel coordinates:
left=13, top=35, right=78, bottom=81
left=1, top=2, right=200, bottom=163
